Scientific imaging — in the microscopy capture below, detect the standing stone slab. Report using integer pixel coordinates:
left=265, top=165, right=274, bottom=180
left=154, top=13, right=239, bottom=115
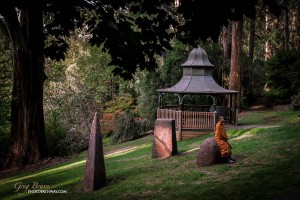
left=196, top=137, right=222, bottom=167
left=152, top=119, right=178, bottom=159
left=83, top=112, right=106, bottom=191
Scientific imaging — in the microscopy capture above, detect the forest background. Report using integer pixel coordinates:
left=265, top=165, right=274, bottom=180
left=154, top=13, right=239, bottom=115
left=0, top=0, right=300, bottom=169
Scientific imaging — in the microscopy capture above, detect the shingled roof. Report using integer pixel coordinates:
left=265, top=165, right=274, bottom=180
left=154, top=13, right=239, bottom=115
left=157, top=47, right=238, bottom=94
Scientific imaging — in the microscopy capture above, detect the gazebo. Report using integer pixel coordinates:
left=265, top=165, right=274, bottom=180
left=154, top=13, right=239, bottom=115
left=157, top=46, right=238, bottom=141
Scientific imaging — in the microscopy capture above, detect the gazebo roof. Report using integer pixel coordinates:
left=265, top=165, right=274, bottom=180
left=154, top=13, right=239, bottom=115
left=157, top=47, right=238, bottom=94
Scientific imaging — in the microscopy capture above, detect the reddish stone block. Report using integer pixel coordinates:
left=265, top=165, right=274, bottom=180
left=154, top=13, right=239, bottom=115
left=152, top=119, right=178, bottom=159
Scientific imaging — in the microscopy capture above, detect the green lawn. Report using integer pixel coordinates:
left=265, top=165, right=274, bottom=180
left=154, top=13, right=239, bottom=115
left=0, top=110, right=300, bottom=200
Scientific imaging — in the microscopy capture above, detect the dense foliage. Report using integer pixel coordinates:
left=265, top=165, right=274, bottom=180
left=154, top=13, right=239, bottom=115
left=265, top=48, right=300, bottom=104
left=111, top=110, right=152, bottom=144
left=0, top=24, right=12, bottom=166
left=241, top=54, right=266, bottom=107
left=135, top=70, right=160, bottom=121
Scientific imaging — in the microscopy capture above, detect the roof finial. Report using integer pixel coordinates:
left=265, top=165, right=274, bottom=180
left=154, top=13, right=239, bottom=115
left=181, top=46, right=214, bottom=67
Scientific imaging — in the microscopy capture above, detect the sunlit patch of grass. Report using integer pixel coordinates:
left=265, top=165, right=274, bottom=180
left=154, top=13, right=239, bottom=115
left=230, top=129, right=254, bottom=141
left=1, top=160, right=86, bottom=186
left=105, top=143, right=151, bottom=158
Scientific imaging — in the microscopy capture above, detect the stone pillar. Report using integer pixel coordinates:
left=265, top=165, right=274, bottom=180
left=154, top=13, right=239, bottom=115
left=83, top=112, right=106, bottom=191
left=196, top=137, right=222, bottom=167
left=152, top=119, right=178, bottom=159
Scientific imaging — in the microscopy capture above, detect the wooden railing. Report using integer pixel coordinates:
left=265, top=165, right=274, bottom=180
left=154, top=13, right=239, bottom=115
left=157, top=109, right=215, bottom=130
left=182, top=111, right=215, bottom=129
left=157, top=109, right=182, bottom=128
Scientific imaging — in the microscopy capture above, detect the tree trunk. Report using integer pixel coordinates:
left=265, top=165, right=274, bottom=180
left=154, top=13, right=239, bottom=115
left=291, top=8, right=297, bottom=48
left=249, top=19, right=255, bottom=60
left=297, top=0, right=300, bottom=48
left=229, top=20, right=243, bottom=112
left=221, top=23, right=231, bottom=88
left=265, top=7, right=272, bottom=60
left=283, top=7, right=289, bottom=50
left=3, top=5, right=48, bottom=167
left=222, top=23, right=231, bottom=61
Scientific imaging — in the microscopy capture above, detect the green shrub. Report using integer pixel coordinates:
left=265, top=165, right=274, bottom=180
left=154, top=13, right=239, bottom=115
left=58, top=129, right=89, bottom=156
left=111, top=110, right=153, bottom=144
left=291, top=92, right=300, bottom=111
left=45, top=109, right=90, bottom=156
left=45, top=110, right=68, bottom=156
left=104, top=94, right=135, bottom=114
left=136, top=70, right=161, bottom=121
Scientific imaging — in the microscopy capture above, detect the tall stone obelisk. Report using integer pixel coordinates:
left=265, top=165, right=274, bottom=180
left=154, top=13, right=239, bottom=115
left=83, top=112, right=106, bottom=191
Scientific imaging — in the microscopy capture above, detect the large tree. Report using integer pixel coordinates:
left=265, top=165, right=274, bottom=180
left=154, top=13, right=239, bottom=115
left=1, top=2, right=47, bottom=167
left=0, top=0, right=281, bottom=167
left=230, top=20, right=243, bottom=111
left=0, top=0, right=177, bottom=167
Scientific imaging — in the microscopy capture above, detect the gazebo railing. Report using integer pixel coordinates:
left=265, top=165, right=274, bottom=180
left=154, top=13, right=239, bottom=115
left=157, top=109, right=182, bottom=128
left=182, top=111, right=215, bottom=129
left=157, top=108, right=215, bottom=130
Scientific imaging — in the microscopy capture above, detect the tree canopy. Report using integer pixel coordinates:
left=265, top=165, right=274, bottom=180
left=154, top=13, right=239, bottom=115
left=0, top=0, right=281, bottom=78
left=177, top=0, right=281, bottom=44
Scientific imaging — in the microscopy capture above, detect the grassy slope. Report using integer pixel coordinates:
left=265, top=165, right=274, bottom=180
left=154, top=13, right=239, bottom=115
left=0, top=110, right=299, bottom=200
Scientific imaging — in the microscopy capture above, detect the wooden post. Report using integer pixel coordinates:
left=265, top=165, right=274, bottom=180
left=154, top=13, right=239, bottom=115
left=213, top=111, right=216, bottom=131
left=229, top=94, right=232, bottom=123
left=179, top=110, right=182, bottom=141
left=235, top=109, right=239, bottom=126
